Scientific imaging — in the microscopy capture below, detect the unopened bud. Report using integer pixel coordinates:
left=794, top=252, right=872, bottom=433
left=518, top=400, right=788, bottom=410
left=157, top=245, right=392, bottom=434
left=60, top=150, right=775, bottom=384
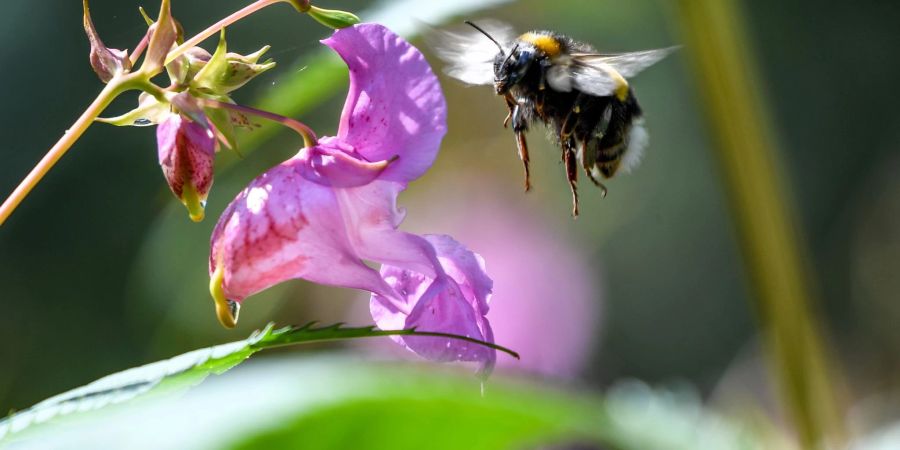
left=306, top=5, right=360, bottom=29
left=156, top=112, right=216, bottom=222
left=83, top=0, right=131, bottom=82
left=167, top=46, right=211, bottom=86
left=142, top=0, right=177, bottom=75
left=221, top=47, right=276, bottom=92
left=192, top=30, right=275, bottom=95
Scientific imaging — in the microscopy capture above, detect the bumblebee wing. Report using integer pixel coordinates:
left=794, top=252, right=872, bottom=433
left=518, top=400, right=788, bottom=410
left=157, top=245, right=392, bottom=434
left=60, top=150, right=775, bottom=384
left=573, top=46, right=678, bottom=78
left=565, top=47, right=678, bottom=97
left=552, top=59, right=623, bottom=97
left=429, top=20, right=515, bottom=86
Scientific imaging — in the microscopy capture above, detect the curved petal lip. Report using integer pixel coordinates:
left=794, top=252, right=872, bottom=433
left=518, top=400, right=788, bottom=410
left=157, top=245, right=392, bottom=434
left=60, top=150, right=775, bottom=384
left=369, top=234, right=496, bottom=372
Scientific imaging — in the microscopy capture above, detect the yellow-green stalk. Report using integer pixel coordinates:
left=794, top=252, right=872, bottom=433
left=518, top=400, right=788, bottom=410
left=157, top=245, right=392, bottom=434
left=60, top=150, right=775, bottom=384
left=676, top=0, right=844, bottom=447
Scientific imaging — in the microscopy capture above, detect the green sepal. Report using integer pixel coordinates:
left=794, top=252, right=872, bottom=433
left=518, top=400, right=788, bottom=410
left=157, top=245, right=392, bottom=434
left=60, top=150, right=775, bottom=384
left=180, top=182, right=205, bottom=223
left=222, top=47, right=276, bottom=92
left=191, top=29, right=276, bottom=95
left=191, top=29, right=230, bottom=93
left=138, top=6, right=154, bottom=26
left=96, top=92, right=169, bottom=126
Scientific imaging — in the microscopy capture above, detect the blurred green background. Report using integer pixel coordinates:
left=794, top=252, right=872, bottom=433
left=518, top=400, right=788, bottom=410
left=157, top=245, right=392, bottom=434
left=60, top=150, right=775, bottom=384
left=1, top=0, right=898, bottom=427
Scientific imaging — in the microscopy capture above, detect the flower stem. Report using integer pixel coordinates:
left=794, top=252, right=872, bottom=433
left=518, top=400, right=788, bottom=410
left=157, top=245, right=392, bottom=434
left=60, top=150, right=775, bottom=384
left=0, top=73, right=147, bottom=226
left=165, top=0, right=300, bottom=65
left=201, top=98, right=317, bottom=148
left=676, top=0, right=844, bottom=447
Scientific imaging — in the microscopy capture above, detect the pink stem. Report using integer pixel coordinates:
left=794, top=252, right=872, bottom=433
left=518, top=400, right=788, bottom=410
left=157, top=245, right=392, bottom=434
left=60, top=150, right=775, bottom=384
left=166, top=0, right=306, bottom=65
left=202, top=99, right=317, bottom=148
left=129, top=34, right=149, bottom=67
left=0, top=74, right=143, bottom=226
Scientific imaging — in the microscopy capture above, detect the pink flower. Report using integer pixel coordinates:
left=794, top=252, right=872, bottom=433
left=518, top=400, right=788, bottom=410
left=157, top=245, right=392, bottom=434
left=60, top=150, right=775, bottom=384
left=156, top=112, right=216, bottom=222
left=351, top=187, right=599, bottom=379
left=208, top=24, right=495, bottom=371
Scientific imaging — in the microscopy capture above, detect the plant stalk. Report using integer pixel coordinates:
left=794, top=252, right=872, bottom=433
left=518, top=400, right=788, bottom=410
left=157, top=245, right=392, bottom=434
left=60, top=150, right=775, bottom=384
left=676, top=0, right=844, bottom=447
left=202, top=98, right=317, bottom=148
left=0, top=73, right=146, bottom=226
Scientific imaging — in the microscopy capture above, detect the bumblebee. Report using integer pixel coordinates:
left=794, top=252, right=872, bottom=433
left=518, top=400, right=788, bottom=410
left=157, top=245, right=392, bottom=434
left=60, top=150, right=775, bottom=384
left=434, top=21, right=675, bottom=216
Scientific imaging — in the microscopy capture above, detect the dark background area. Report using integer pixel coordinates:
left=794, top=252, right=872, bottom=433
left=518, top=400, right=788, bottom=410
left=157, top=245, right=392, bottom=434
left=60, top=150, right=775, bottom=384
left=1, top=0, right=899, bottom=413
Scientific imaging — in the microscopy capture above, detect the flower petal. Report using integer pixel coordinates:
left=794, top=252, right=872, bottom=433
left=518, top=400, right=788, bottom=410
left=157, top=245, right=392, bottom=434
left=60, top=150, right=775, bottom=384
left=407, top=277, right=495, bottom=370
left=428, top=234, right=493, bottom=317
left=323, top=23, right=447, bottom=183
left=370, top=235, right=495, bottom=373
left=209, top=153, right=394, bottom=305
left=335, top=180, right=439, bottom=278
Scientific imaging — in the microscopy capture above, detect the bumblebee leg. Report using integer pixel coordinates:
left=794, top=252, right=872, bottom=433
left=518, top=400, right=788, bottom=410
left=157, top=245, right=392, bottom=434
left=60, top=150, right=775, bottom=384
left=564, top=148, right=579, bottom=217
left=502, top=94, right=516, bottom=128
left=508, top=102, right=532, bottom=191
left=515, top=131, right=532, bottom=192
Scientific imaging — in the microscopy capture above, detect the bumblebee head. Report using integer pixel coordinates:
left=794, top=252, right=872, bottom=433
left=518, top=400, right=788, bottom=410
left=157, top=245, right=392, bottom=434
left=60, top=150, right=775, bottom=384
left=493, top=45, right=535, bottom=94
left=462, top=21, right=536, bottom=95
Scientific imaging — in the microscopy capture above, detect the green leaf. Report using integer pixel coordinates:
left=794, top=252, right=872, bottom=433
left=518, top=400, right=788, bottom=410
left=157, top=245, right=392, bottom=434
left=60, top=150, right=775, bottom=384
left=0, top=358, right=766, bottom=450
left=0, top=323, right=516, bottom=442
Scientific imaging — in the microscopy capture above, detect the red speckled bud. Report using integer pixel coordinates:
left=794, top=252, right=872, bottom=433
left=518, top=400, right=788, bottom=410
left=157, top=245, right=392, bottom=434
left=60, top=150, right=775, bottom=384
left=156, top=113, right=216, bottom=221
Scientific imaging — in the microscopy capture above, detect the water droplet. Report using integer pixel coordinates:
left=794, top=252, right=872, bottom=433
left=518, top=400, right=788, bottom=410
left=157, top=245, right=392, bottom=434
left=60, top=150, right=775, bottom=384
left=134, top=118, right=153, bottom=126
left=228, top=300, right=240, bottom=324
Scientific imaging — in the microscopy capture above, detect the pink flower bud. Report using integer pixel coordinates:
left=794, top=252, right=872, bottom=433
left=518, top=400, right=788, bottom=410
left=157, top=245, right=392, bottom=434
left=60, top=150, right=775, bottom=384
left=156, top=113, right=216, bottom=222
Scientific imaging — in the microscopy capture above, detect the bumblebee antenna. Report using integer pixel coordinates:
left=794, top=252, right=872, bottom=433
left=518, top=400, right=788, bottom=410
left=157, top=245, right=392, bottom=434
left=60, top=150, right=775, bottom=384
left=465, top=21, right=505, bottom=54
